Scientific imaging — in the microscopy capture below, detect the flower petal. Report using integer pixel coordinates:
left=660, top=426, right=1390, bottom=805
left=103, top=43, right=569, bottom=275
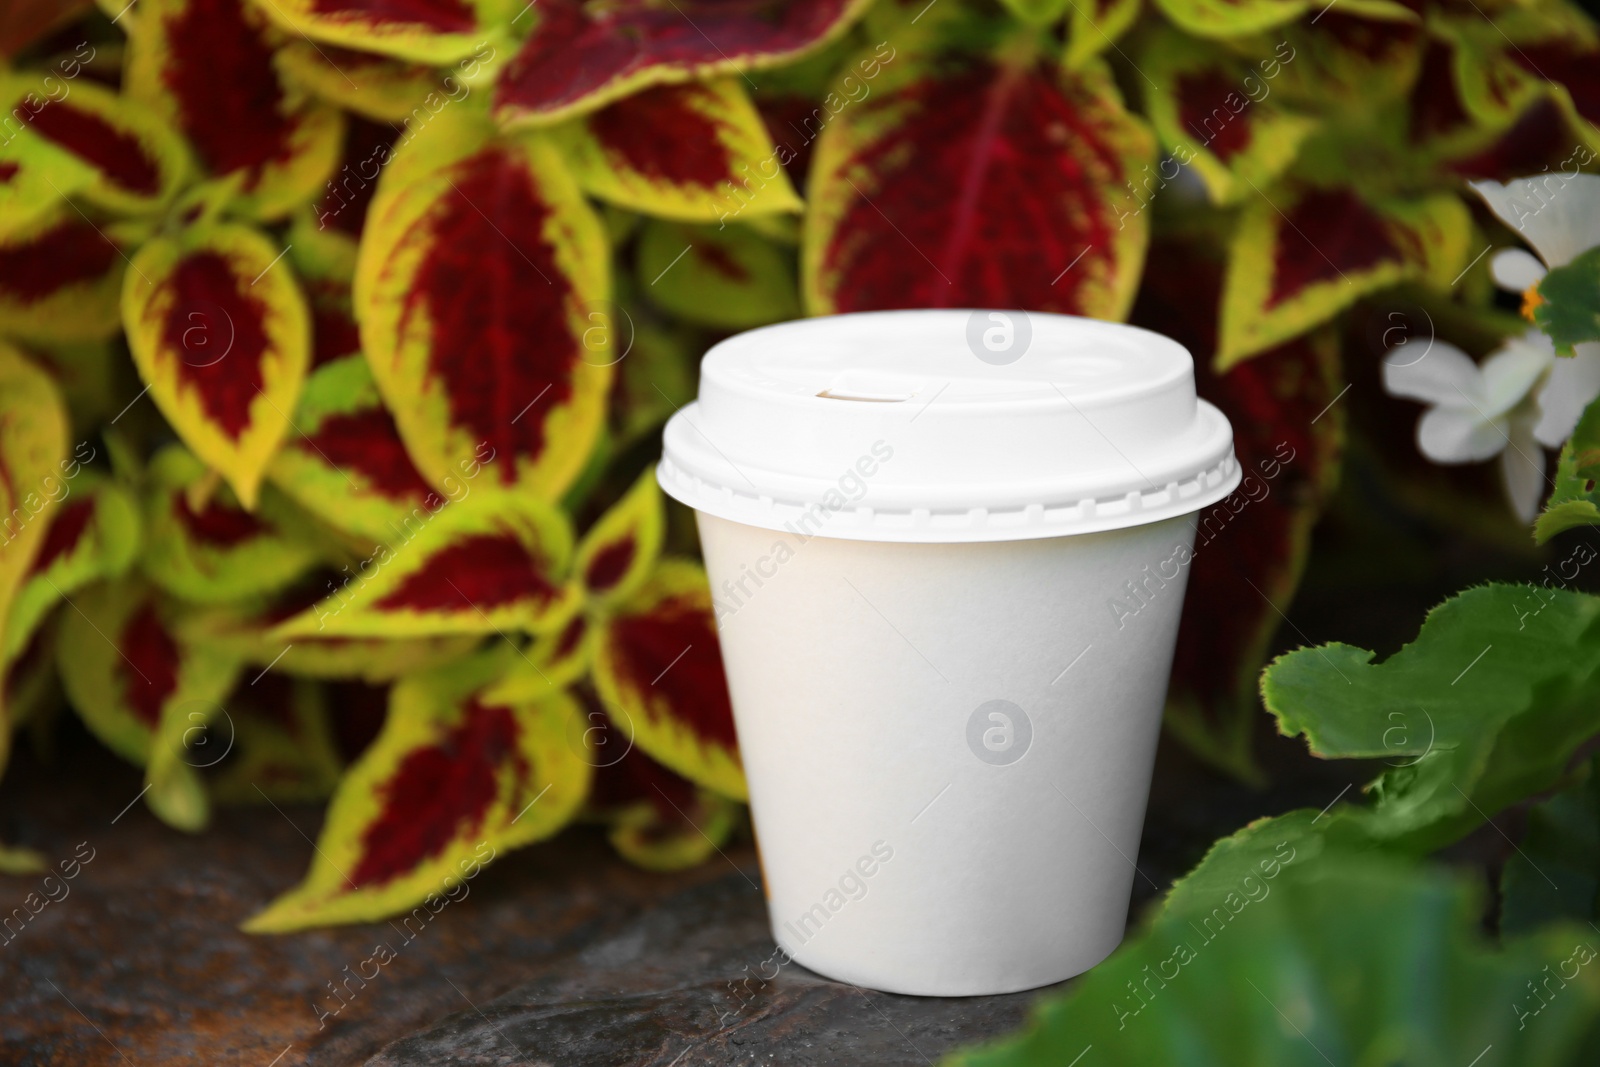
left=1417, top=405, right=1507, bottom=464
left=1470, top=174, right=1600, bottom=269
left=1490, top=248, right=1547, bottom=292
left=1500, top=421, right=1547, bottom=522
left=1535, top=341, right=1600, bottom=448
left=1381, top=340, right=1483, bottom=407
left=1478, top=333, right=1554, bottom=419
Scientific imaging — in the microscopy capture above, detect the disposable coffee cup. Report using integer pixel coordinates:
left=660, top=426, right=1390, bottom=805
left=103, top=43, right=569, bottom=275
left=658, top=309, right=1238, bottom=997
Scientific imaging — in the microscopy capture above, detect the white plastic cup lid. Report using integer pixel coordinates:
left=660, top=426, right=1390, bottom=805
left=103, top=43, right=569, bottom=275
left=658, top=309, right=1239, bottom=543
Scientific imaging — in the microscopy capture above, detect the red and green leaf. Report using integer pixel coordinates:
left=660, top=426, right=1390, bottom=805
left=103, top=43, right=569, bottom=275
left=803, top=23, right=1155, bottom=321
left=1, top=71, right=190, bottom=215
left=593, top=558, right=745, bottom=801
left=1258, top=9, right=1425, bottom=118
left=311, top=115, right=401, bottom=237
left=6, top=473, right=140, bottom=666
left=122, top=221, right=312, bottom=509
left=610, top=320, right=696, bottom=448
left=1152, top=0, right=1313, bottom=40
left=55, top=580, right=243, bottom=829
left=270, top=494, right=578, bottom=640
left=242, top=645, right=592, bottom=931
left=494, top=0, right=874, bottom=127
left=575, top=467, right=663, bottom=609
left=1140, top=29, right=1317, bottom=205
left=589, top=737, right=740, bottom=871
left=481, top=613, right=593, bottom=707
left=175, top=570, right=480, bottom=681
left=1065, top=0, right=1141, bottom=70
left=550, top=78, right=802, bottom=222
left=140, top=446, right=321, bottom=605
left=1218, top=187, right=1468, bottom=368
left=125, top=0, right=344, bottom=220
left=0, top=204, right=125, bottom=343
left=268, top=355, right=445, bottom=546
left=244, top=0, right=497, bottom=65
left=276, top=40, right=464, bottom=124
left=355, top=110, right=612, bottom=502
left=637, top=219, right=800, bottom=330
left=0, top=341, right=70, bottom=763
left=1131, top=238, right=1345, bottom=781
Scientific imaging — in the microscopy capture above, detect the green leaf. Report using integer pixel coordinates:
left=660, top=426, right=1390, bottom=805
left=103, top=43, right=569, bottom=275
left=636, top=220, right=801, bottom=331
left=1534, top=247, right=1600, bottom=356
left=997, top=0, right=1070, bottom=25
left=1502, top=756, right=1600, bottom=935
left=1262, top=584, right=1600, bottom=850
left=1537, top=394, right=1600, bottom=544
left=947, top=860, right=1600, bottom=1066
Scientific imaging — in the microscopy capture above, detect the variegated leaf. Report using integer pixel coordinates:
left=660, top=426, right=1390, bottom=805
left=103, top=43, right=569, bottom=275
left=268, top=355, right=446, bottom=546
left=55, top=580, right=242, bottom=830
left=0, top=112, right=99, bottom=242
left=1153, top=0, right=1313, bottom=39
left=1259, top=8, right=1426, bottom=118
left=0, top=341, right=70, bottom=768
left=1065, top=0, right=1141, bottom=70
left=590, top=737, right=741, bottom=871
left=0, top=203, right=125, bottom=343
left=1132, top=237, right=1345, bottom=780
left=6, top=472, right=140, bottom=666
left=1, top=70, right=190, bottom=215
left=495, top=0, right=874, bottom=127
left=270, top=494, right=577, bottom=640
left=276, top=40, right=467, bottom=124
left=175, top=571, right=480, bottom=681
left=480, top=613, right=593, bottom=707
left=1219, top=188, right=1469, bottom=368
left=575, top=467, right=663, bottom=608
left=593, top=558, right=745, bottom=801
left=140, top=446, right=321, bottom=605
left=355, top=109, right=612, bottom=502
left=125, top=0, right=344, bottom=220
left=242, top=645, right=592, bottom=931
left=803, top=19, right=1154, bottom=320
left=638, top=219, right=800, bottom=330
left=312, top=116, right=402, bottom=237
left=122, top=221, right=311, bottom=509
left=1140, top=29, right=1317, bottom=205
left=245, top=0, right=500, bottom=65
left=550, top=78, right=802, bottom=222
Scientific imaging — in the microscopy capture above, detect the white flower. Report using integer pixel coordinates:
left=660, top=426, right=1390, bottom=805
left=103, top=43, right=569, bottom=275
left=1386, top=176, right=1600, bottom=521
left=1383, top=332, right=1560, bottom=522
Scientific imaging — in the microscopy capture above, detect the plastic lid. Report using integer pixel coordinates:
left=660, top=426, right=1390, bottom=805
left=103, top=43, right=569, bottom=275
left=658, top=309, right=1239, bottom=543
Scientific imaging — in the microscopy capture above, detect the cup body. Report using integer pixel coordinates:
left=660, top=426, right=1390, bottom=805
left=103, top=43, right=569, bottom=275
left=697, top=509, right=1198, bottom=997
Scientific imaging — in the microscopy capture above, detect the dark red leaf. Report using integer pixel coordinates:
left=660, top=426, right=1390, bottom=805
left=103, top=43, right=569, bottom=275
left=1176, top=70, right=1253, bottom=162
left=1448, top=97, right=1575, bottom=180
left=315, top=116, right=400, bottom=236
left=1266, top=190, right=1399, bottom=309
left=399, top=149, right=578, bottom=485
left=309, top=294, right=362, bottom=367
left=1409, top=40, right=1472, bottom=143
left=586, top=83, right=734, bottom=189
left=160, top=0, right=300, bottom=180
left=120, top=602, right=180, bottom=729
left=373, top=532, right=559, bottom=612
left=1512, top=43, right=1600, bottom=126
left=819, top=60, right=1136, bottom=315
left=298, top=405, right=435, bottom=499
left=608, top=598, right=736, bottom=749
left=309, top=0, right=476, bottom=32
left=496, top=0, right=862, bottom=121
left=175, top=493, right=268, bottom=547
left=584, top=535, right=636, bottom=593
left=29, top=99, right=163, bottom=195
left=350, top=698, right=524, bottom=886
left=159, top=250, right=271, bottom=439
left=28, top=496, right=94, bottom=574
left=0, top=219, right=118, bottom=303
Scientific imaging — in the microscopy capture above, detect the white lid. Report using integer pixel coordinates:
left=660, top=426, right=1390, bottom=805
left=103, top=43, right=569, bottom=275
left=657, top=309, right=1239, bottom=543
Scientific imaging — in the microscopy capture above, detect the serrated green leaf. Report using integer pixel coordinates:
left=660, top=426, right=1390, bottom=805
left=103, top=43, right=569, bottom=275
left=948, top=860, right=1600, bottom=1067
left=1534, top=247, right=1600, bottom=356
left=1537, top=394, right=1600, bottom=543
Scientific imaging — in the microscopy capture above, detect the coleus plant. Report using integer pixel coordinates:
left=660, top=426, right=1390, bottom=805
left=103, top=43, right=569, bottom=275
left=0, top=0, right=1594, bottom=923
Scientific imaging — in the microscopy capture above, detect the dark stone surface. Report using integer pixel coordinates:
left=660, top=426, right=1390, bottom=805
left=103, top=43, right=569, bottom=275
left=366, top=870, right=1050, bottom=1067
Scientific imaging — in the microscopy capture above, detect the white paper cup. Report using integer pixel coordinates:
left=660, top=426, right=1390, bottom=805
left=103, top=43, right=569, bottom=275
left=659, top=310, right=1238, bottom=996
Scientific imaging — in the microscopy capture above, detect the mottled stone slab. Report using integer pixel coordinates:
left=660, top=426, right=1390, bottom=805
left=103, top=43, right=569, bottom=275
left=367, top=870, right=1057, bottom=1067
